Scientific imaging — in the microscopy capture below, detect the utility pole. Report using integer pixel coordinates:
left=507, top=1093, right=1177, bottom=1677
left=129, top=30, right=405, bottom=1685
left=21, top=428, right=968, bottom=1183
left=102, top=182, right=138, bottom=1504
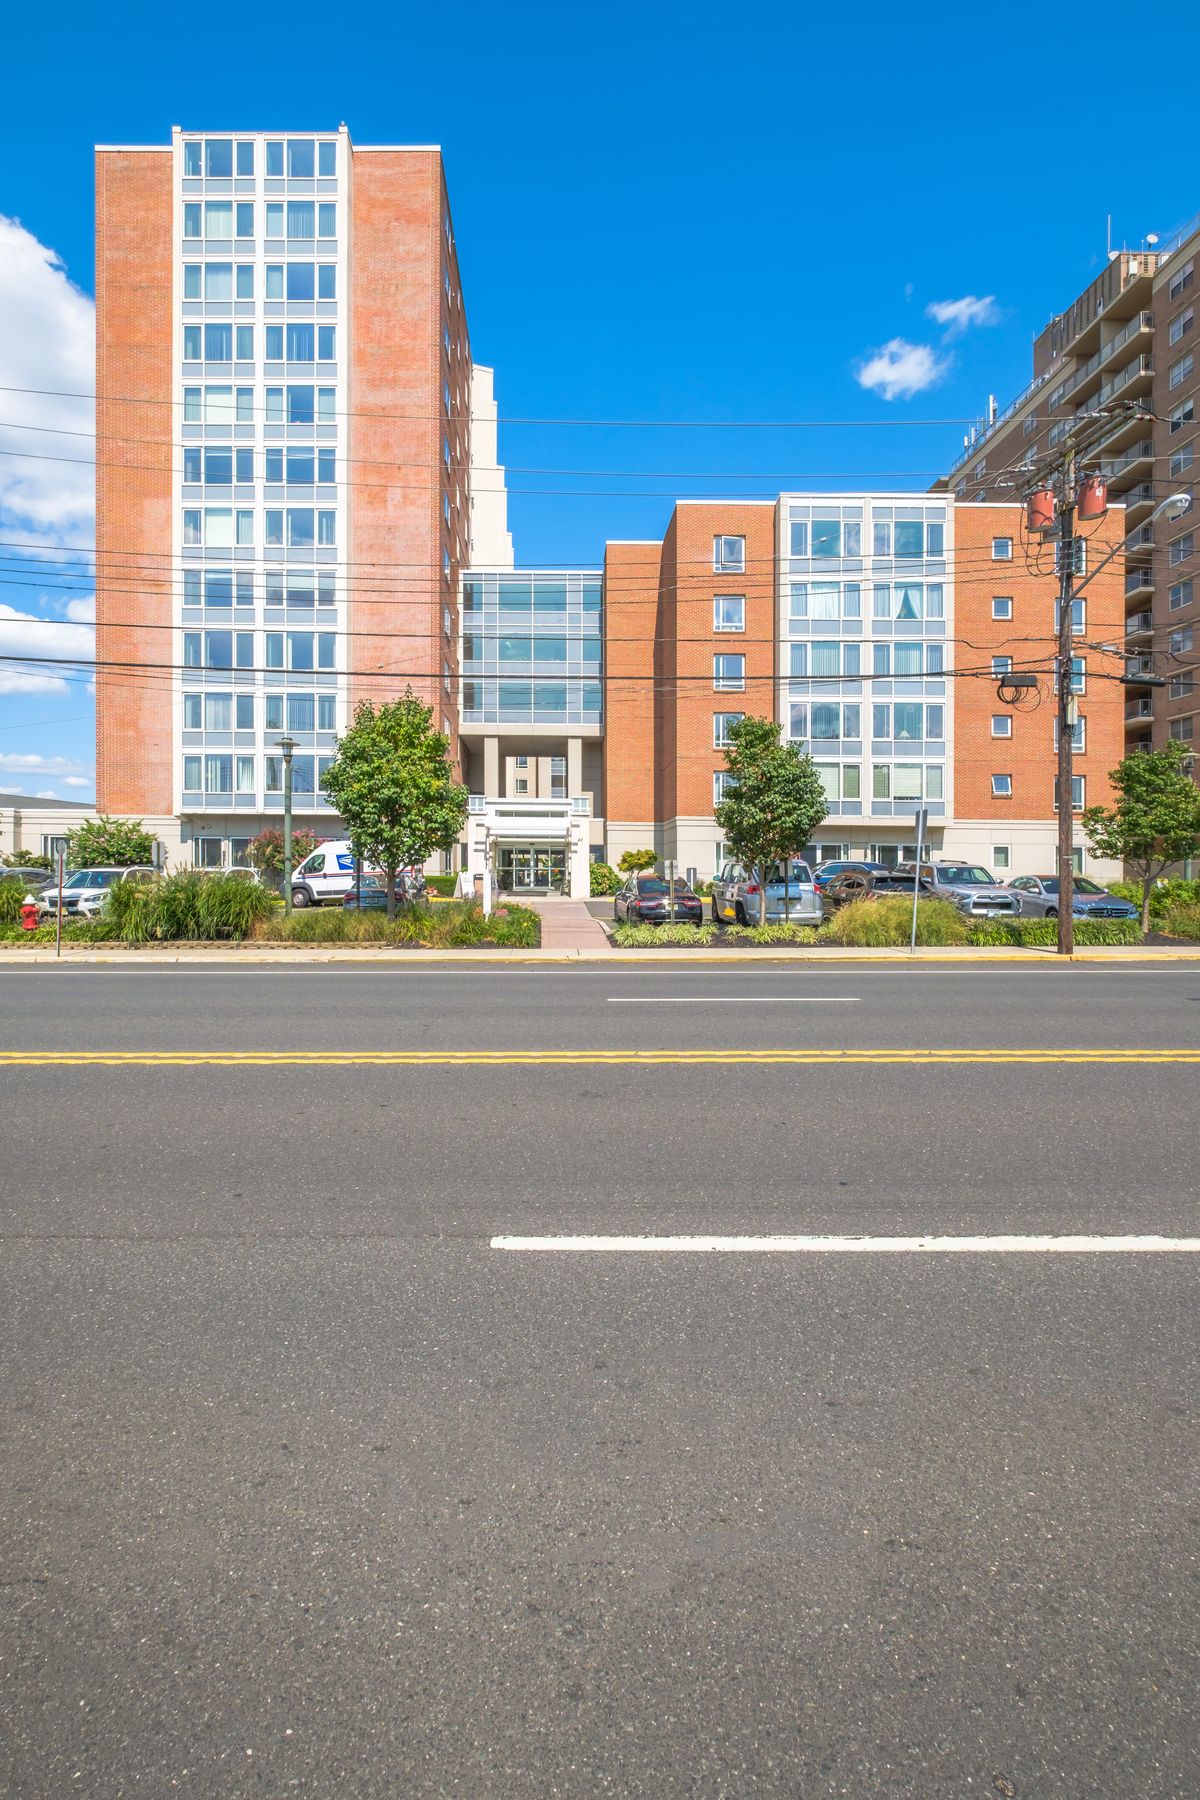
left=1055, top=460, right=1077, bottom=958
left=278, top=734, right=295, bottom=915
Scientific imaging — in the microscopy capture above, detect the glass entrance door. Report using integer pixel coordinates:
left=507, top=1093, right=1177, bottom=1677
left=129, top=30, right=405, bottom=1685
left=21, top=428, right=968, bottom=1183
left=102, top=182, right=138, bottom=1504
left=497, top=845, right=567, bottom=892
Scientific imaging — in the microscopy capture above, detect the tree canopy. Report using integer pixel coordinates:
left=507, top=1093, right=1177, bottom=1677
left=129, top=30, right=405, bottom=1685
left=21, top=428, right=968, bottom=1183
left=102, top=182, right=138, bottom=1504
left=1082, top=741, right=1200, bottom=929
left=319, top=693, right=468, bottom=918
left=713, top=715, right=828, bottom=924
left=66, top=816, right=156, bottom=868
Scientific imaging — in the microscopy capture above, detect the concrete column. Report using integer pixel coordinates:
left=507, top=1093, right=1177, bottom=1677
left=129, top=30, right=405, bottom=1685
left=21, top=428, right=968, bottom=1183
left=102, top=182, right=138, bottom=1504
left=567, top=736, right=583, bottom=798
left=483, top=736, right=500, bottom=798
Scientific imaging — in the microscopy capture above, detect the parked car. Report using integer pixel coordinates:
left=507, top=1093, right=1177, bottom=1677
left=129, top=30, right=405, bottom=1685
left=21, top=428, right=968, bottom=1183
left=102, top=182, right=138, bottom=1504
left=821, top=869, right=937, bottom=912
left=36, top=866, right=156, bottom=919
left=894, top=861, right=1021, bottom=918
left=1006, top=875, right=1140, bottom=921
left=341, top=870, right=427, bottom=911
left=710, top=860, right=823, bottom=927
left=614, top=875, right=704, bottom=925
left=0, top=865, right=54, bottom=893
left=811, top=859, right=889, bottom=894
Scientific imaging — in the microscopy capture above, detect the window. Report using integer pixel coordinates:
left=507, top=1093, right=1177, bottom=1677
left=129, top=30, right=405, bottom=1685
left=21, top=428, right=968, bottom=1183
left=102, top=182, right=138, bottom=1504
left=1168, top=672, right=1194, bottom=699
left=713, top=654, right=745, bottom=691
left=1053, top=776, right=1085, bottom=810
left=265, top=754, right=316, bottom=795
left=514, top=777, right=529, bottom=794
left=1054, top=597, right=1086, bottom=633
left=872, top=581, right=943, bottom=620
left=713, top=770, right=735, bottom=805
left=872, top=763, right=942, bottom=801
left=871, top=702, right=942, bottom=741
left=992, top=537, right=1013, bottom=560
left=514, top=755, right=528, bottom=768
left=1169, top=258, right=1194, bottom=301
left=1169, top=532, right=1195, bottom=567
left=264, top=632, right=335, bottom=672
left=1170, top=443, right=1194, bottom=480
left=788, top=642, right=859, bottom=679
left=813, top=764, right=861, bottom=804
left=1170, top=306, right=1194, bottom=346
left=237, top=694, right=254, bottom=729
left=992, top=596, right=1013, bottom=620
left=182, top=631, right=253, bottom=670
left=183, top=756, right=202, bottom=792
left=1169, top=626, right=1194, bottom=654
left=264, top=509, right=336, bottom=548
left=1170, top=578, right=1194, bottom=612
left=1169, top=716, right=1195, bottom=743
left=1170, top=398, right=1194, bottom=434
left=1170, top=352, right=1195, bottom=391
left=713, top=712, right=744, bottom=746
left=991, top=774, right=1012, bottom=797
left=182, top=507, right=253, bottom=548
left=1054, top=537, right=1086, bottom=576
left=713, top=594, right=745, bottom=632
left=872, top=518, right=943, bottom=558
left=991, top=656, right=1012, bottom=675
left=992, top=845, right=1011, bottom=870
left=991, top=714, right=1012, bottom=737
left=790, top=582, right=860, bottom=621
left=183, top=447, right=253, bottom=484
left=811, top=518, right=861, bottom=558
left=789, top=701, right=861, bottom=741
left=713, top=535, right=745, bottom=573
left=264, top=446, right=335, bottom=484
left=1053, top=717, right=1086, bottom=752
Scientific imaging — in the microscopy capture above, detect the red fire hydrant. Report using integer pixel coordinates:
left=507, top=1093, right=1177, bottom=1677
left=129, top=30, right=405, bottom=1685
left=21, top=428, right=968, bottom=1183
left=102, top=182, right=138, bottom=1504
left=21, top=897, right=40, bottom=931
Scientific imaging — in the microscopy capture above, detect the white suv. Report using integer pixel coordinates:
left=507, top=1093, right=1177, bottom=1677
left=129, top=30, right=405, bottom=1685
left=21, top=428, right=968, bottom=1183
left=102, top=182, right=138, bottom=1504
left=37, top=866, right=156, bottom=919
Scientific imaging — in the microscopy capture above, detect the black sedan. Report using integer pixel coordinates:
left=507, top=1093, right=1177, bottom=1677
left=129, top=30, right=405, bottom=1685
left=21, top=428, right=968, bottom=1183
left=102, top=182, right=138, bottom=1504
left=613, top=875, right=704, bottom=925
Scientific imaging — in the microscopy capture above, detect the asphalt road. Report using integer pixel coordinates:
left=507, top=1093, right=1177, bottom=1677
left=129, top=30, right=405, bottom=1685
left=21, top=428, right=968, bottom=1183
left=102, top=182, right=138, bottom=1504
left=2, top=966, right=1198, bottom=1797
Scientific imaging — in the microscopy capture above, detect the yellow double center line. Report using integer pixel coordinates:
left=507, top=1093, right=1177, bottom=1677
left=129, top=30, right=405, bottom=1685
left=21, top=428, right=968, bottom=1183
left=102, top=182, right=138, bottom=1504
left=0, top=1049, right=1197, bottom=1067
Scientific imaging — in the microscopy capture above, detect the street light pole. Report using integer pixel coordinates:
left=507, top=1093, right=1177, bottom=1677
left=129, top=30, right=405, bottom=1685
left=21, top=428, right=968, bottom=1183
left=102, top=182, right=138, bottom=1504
left=278, top=734, right=295, bottom=915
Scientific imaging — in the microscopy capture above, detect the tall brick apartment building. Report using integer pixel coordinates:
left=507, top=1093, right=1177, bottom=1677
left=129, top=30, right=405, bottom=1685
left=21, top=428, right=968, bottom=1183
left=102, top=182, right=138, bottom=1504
left=95, top=126, right=506, bottom=867
left=595, top=495, right=1123, bottom=884
left=945, top=215, right=1200, bottom=769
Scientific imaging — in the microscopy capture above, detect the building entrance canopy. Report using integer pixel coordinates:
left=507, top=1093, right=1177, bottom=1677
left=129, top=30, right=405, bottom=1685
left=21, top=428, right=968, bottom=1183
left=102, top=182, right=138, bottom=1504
left=465, top=796, right=591, bottom=899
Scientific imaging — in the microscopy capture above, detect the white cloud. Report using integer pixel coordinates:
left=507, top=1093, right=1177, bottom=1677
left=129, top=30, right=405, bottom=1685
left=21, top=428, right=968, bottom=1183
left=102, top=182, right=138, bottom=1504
left=0, top=752, right=85, bottom=774
left=925, top=294, right=999, bottom=336
left=61, top=776, right=92, bottom=789
left=65, top=594, right=95, bottom=623
left=0, top=217, right=95, bottom=537
left=0, top=598, right=94, bottom=695
left=856, top=339, right=949, bottom=402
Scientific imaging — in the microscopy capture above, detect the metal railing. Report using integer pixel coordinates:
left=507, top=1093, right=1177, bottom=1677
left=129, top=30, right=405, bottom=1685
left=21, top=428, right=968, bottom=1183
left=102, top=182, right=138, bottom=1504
left=1099, top=354, right=1154, bottom=406
left=1099, top=438, right=1154, bottom=478
left=1125, top=568, right=1154, bottom=593
left=1126, top=611, right=1153, bottom=634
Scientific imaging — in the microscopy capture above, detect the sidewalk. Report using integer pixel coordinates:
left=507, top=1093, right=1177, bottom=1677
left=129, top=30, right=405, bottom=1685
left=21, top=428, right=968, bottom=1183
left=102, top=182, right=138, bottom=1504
left=519, top=896, right=613, bottom=954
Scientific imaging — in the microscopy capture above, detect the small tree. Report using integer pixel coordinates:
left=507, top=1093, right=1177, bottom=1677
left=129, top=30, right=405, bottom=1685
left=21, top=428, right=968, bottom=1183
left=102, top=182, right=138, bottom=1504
left=1082, top=740, right=1200, bottom=931
left=66, top=816, right=156, bottom=867
left=617, top=847, right=657, bottom=875
left=246, top=827, right=320, bottom=885
left=319, top=692, right=468, bottom=920
left=713, top=716, right=828, bottom=925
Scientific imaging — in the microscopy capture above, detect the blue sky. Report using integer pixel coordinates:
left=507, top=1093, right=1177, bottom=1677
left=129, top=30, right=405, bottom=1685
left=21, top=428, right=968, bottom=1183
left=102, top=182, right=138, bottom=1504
left=1, top=0, right=1197, bottom=799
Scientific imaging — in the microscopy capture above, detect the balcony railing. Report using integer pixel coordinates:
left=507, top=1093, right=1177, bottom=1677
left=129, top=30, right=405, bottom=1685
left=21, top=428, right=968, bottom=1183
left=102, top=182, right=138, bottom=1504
left=1126, top=611, right=1153, bottom=635
left=1125, top=568, right=1154, bottom=594
left=1125, top=655, right=1155, bottom=677
left=1125, top=699, right=1155, bottom=720
left=947, top=364, right=1057, bottom=477
left=1099, top=311, right=1154, bottom=368
left=1100, top=439, right=1154, bottom=480
left=1099, top=354, right=1154, bottom=405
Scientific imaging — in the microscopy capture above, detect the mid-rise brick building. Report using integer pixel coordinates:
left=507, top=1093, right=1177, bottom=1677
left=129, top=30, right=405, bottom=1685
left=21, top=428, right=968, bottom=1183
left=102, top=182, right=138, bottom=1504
left=945, top=216, right=1200, bottom=768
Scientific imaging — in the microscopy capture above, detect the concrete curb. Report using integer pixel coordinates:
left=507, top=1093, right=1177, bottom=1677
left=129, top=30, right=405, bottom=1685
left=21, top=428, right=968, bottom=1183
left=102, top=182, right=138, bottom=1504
left=2, top=945, right=1198, bottom=967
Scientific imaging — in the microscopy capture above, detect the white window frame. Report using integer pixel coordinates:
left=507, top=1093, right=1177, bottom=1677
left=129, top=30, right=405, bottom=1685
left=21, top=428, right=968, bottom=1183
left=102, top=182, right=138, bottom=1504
left=991, top=774, right=1013, bottom=797
left=992, top=596, right=1013, bottom=620
left=991, top=714, right=1012, bottom=738
left=713, top=594, right=745, bottom=633
left=713, top=654, right=745, bottom=692
left=991, top=537, right=1013, bottom=561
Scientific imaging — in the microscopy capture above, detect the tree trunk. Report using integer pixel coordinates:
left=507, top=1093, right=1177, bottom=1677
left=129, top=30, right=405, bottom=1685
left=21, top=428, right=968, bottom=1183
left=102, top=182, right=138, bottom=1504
left=386, top=866, right=397, bottom=923
left=1141, top=872, right=1153, bottom=935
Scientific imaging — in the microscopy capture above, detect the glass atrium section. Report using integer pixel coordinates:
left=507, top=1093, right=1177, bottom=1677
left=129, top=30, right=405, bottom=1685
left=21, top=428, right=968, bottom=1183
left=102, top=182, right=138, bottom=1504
left=460, top=572, right=603, bottom=726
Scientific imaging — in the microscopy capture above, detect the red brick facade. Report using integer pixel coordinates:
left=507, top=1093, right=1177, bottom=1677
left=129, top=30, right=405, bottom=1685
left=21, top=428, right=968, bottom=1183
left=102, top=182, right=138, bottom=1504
left=94, top=149, right=174, bottom=815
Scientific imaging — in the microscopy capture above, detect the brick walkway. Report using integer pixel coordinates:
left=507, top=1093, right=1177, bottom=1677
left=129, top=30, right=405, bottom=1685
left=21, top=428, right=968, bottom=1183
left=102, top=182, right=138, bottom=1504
left=520, top=897, right=613, bottom=954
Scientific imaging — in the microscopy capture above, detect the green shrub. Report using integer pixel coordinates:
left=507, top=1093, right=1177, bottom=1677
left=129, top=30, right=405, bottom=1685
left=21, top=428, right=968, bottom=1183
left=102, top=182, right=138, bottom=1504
left=1108, top=878, right=1200, bottom=923
left=104, top=869, right=276, bottom=942
left=611, top=922, right=718, bottom=947
left=967, top=916, right=1142, bottom=947
left=722, top=922, right=819, bottom=945
left=253, top=900, right=539, bottom=949
left=0, top=878, right=26, bottom=926
left=819, top=896, right=969, bottom=947
left=617, top=848, right=657, bottom=875
left=65, top=816, right=156, bottom=867
left=424, top=873, right=459, bottom=896
left=589, top=861, right=621, bottom=896
left=1160, top=904, right=1200, bottom=941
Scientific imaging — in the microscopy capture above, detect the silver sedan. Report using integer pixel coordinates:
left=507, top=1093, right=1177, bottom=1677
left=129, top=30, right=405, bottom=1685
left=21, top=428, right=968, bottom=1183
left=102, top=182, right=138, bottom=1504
left=1006, top=876, right=1139, bottom=920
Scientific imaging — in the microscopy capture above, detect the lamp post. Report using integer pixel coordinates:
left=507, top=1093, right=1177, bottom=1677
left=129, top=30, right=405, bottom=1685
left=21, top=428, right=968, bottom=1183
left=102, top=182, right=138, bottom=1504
left=277, top=734, right=295, bottom=914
